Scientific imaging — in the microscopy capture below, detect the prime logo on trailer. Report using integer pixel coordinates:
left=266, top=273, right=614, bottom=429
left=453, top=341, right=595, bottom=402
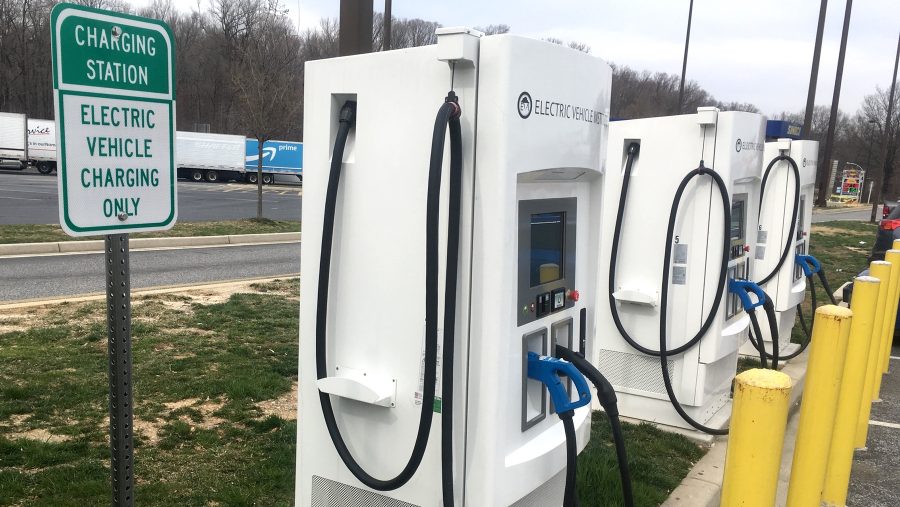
left=51, top=2, right=176, bottom=236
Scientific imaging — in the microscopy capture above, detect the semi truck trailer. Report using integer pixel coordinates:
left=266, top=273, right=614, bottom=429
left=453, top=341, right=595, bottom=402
left=27, top=119, right=57, bottom=174
left=176, top=131, right=246, bottom=183
left=245, top=139, right=302, bottom=184
left=0, top=112, right=27, bottom=170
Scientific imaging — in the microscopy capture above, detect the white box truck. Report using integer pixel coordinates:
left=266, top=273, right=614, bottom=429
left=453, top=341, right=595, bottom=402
left=27, top=118, right=57, bottom=174
left=0, top=112, right=27, bottom=170
left=176, top=131, right=246, bottom=183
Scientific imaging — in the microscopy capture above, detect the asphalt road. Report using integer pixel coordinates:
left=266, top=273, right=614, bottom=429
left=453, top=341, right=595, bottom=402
left=0, top=242, right=299, bottom=302
left=0, top=169, right=302, bottom=225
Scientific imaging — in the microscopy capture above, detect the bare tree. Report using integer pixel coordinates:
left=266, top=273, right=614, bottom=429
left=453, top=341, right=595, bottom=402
left=475, top=24, right=509, bottom=35
left=543, top=37, right=591, bottom=53
left=232, top=4, right=302, bottom=219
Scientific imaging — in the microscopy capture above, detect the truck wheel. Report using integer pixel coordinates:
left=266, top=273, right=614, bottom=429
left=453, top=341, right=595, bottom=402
left=37, top=163, right=54, bottom=175
left=262, top=174, right=273, bottom=184
left=247, top=173, right=258, bottom=184
left=191, top=169, right=204, bottom=182
left=206, top=170, right=219, bottom=183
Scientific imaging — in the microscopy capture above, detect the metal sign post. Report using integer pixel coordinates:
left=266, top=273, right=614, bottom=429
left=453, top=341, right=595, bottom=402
left=106, top=233, right=134, bottom=505
left=50, top=4, right=176, bottom=504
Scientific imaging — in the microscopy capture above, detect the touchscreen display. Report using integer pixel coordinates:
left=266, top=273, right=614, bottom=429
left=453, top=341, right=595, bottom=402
left=530, top=212, right=565, bottom=286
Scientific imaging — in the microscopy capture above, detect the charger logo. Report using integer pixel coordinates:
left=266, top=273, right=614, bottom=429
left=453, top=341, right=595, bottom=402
left=735, top=138, right=764, bottom=153
left=517, top=92, right=532, bottom=119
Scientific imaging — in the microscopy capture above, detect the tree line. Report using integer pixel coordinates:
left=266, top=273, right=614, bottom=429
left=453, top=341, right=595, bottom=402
left=1, top=0, right=897, bottom=196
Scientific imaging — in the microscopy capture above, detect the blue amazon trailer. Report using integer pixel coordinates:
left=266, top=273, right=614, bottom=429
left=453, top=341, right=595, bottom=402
left=245, top=139, right=303, bottom=184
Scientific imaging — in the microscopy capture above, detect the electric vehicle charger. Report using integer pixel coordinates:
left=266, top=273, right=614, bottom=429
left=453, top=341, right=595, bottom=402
left=604, top=132, right=769, bottom=435
left=743, top=137, right=824, bottom=360
left=300, top=30, right=614, bottom=506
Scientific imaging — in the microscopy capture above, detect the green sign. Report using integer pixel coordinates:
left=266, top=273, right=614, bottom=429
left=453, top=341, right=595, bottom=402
left=51, top=3, right=177, bottom=237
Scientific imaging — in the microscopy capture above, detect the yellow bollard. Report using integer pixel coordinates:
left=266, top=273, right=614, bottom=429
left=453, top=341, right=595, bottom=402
left=873, top=250, right=900, bottom=399
left=855, top=261, right=892, bottom=449
left=786, top=305, right=853, bottom=507
left=822, top=276, right=880, bottom=507
left=720, top=369, right=792, bottom=507
left=882, top=241, right=900, bottom=373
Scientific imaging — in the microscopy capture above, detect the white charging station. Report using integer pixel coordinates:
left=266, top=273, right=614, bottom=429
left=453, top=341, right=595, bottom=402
left=298, top=29, right=611, bottom=506
left=739, top=139, right=817, bottom=357
left=594, top=108, right=766, bottom=431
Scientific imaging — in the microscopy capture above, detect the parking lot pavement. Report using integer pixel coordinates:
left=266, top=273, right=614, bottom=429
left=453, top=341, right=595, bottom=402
left=847, top=344, right=900, bottom=506
left=0, top=169, right=301, bottom=224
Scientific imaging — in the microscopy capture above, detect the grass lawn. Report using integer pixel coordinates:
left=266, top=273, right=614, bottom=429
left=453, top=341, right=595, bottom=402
left=0, top=218, right=300, bottom=244
left=0, top=278, right=704, bottom=506
left=790, top=220, right=877, bottom=345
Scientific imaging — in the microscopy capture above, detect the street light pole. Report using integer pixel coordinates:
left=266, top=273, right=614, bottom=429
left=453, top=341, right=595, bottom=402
left=339, top=0, right=374, bottom=56
left=677, top=0, right=694, bottom=114
left=383, top=0, right=391, bottom=51
left=803, top=0, right=829, bottom=136
left=870, top=30, right=900, bottom=222
left=817, top=0, right=853, bottom=208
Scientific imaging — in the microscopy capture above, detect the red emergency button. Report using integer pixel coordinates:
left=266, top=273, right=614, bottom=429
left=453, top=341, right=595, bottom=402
left=567, top=289, right=580, bottom=302
left=743, top=245, right=751, bottom=252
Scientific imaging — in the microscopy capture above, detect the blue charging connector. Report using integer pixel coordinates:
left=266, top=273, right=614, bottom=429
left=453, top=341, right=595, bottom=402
left=526, top=352, right=592, bottom=414
left=796, top=254, right=821, bottom=277
left=728, top=279, right=767, bottom=311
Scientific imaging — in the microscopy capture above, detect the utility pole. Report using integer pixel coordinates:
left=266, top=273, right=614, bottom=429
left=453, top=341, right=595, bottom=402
left=339, top=0, right=374, bottom=56
left=383, top=0, right=392, bottom=51
left=803, top=0, right=828, bottom=136
left=677, top=0, right=694, bottom=114
left=816, top=0, right=853, bottom=207
left=870, top=31, right=900, bottom=222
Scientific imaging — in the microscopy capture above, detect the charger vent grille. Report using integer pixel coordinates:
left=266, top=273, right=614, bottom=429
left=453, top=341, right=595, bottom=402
left=510, top=469, right=566, bottom=507
left=598, top=349, right=676, bottom=395
left=311, top=476, right=420, bottom=507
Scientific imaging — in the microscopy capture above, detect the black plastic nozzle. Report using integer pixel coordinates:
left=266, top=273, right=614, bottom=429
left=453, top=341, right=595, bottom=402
left=445, top=91, right=461, bottom=119
left=339, top=101, right=357, bottom=125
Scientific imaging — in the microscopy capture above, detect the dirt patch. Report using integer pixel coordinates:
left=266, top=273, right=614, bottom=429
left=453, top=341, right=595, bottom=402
left=0, top=313, right=28, bottom=333
left=7, top=428, right=71, bottom=443
left=136, top=397, right=228, bottom=445
left=7, top=414, right=32, bottom=426
left=256, top=382, right=297, bottom=421
left=811, top=225, right=871, bottom=237
left=165, top=397, right=227, bottom=430
left=164, top=399, right=200, bottom=411
left=134, top=418, right=162, bottom=445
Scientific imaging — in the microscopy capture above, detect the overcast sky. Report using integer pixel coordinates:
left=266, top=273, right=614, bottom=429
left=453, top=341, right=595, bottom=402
left=136, top=0, right=899, bottom=116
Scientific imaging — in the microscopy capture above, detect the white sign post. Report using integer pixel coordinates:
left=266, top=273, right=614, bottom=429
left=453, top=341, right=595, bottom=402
left=51, top=4, right=176, bottom=505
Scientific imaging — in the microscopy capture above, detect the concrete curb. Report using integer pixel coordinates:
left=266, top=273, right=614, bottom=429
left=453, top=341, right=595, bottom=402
left=661, top=350, right=810, bottom=507
left=0, top=232, right=300, bottom=256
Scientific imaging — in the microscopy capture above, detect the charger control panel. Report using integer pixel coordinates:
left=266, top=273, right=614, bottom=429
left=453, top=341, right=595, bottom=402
left=517, top=198, right=578, bottom=326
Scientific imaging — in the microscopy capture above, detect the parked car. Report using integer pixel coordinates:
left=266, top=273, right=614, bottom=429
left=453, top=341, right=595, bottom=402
left=882, top=199, right=898, bottom=220
left=871, top=204, right=900, bottom=262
